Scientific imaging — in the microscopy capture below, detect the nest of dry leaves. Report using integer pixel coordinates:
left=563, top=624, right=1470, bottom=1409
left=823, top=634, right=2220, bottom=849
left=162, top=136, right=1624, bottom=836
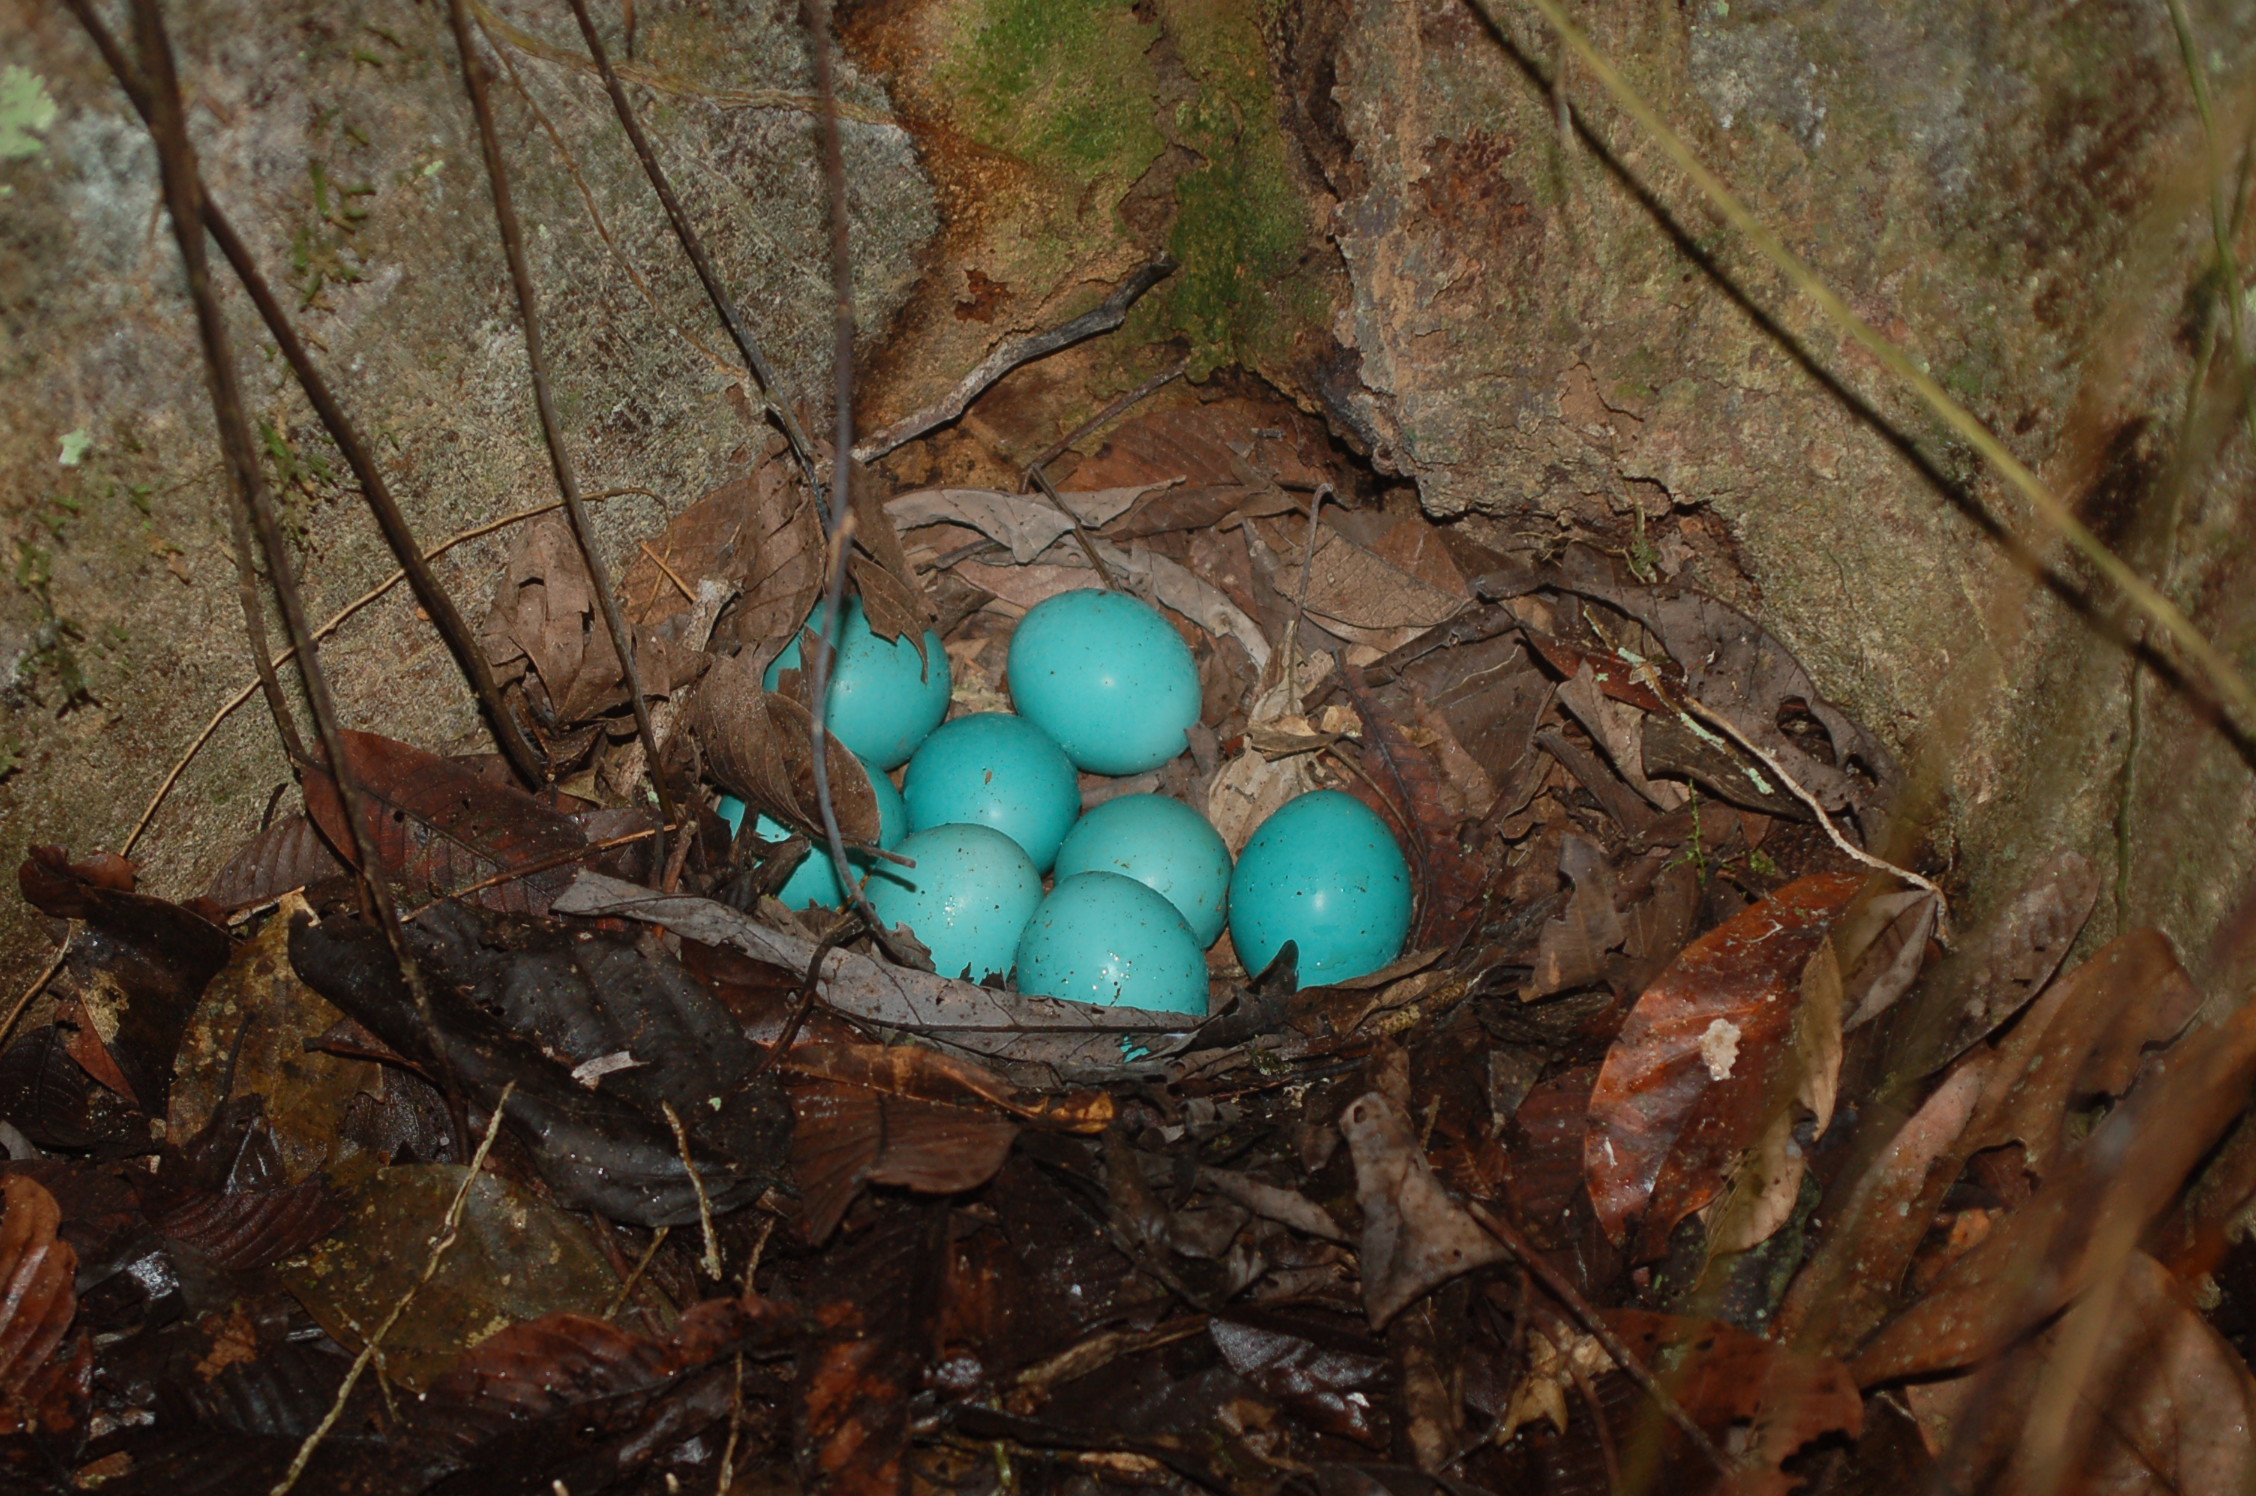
left=9, top=385, right=2256, bottom=1496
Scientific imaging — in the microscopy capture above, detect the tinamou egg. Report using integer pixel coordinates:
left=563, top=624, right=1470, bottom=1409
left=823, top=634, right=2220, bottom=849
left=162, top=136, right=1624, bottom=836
left=865, top=823, right=1043, bottom=983
left=1007, top=588, right=1200, bottom=774
left=716, top=767, right=907, bottom=911
left=903, top=712, right=1081, bottom=872
left=1228, top=789, right=1412, bottom=987
left=1052, top=793, right=1232, bottom=947
left=764, top=597, right=951, bottom=770
left=1014, top=871, right=1210, bottom=1016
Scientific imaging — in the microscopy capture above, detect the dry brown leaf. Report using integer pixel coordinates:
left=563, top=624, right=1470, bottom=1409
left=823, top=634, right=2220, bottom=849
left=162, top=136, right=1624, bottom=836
left=708, top=459, right=827, bottom=666
left=776, top=1041, right=1112, bottom=1131
left=481, top=517, right=697, bottom=726
left=620, top=467, right=769, bottom=626
left=1705, top=936, right=1843, bottom=1255
left=1338, top=1090, right=1510, bottom=1328
left=688, top=656, right=883, bottom=847
left=843, top=459, right=936, bottom=645
left=1904, top=849, right=2102, bottom=1075
left=1253, top=516, right=1465, bottom=651
left=788, top=1078, right=1019, bottom=1242
left=887, top=483, right=1160, bottom=563
left=1526, top=834, right=1626, bottom=1001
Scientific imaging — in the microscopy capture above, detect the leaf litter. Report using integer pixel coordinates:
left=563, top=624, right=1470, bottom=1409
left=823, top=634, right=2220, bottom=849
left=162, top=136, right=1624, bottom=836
left=12, top=78, right=2255, bottom=1496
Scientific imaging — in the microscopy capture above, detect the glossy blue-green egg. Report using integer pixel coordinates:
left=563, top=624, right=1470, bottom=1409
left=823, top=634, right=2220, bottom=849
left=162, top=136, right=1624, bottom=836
left=865, top=823, right=1042, bottom=983
left=716, top=768, right=907, bottom=910
left=764, top=597, right=951, bottom=770
left=1014, top=872, right=1210, bottom=1016
left=903, top=712, right=1081, bottom=872
left=1052, top=794, right=1232, bottom=948
left=1228, top=790, right=1412, bottom=987
left=1007, top=589, right=1199, bottom=774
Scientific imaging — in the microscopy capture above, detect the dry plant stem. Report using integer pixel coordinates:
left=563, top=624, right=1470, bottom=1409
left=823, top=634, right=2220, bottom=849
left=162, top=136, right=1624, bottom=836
left=401, top=823, right=678, bottom=917
left=853, top=257, right=1180, bottom=462
left=603, top=1224, right=669, bottom=1319
left=2165, top=0, right=2256, bottom=449
left=121, top=491, right=653, bottom=858
left=1025, top=356, right=1190, bottom=473
left=1490, top=0, right=2256, bottom=744
left=270, top=1082, right=517, bottom=1496
left=1025, top=461, right=1120, bottom=589
left=446, top=0, right=676, bottom=871
left=1660, top=681, right=1951, bottom=935
left=0, top=944, right=69, bottom=1058
left=1290, top=485, right=1330, bottom=678
left=62, top=0, right=544, bottom=789
left=660, top=1100, right=724, bottom=1279
left=716, top=1353, right=745, bottom=1496
left=1463, top=1199, right=1734, bottom=1478
left=562, top=0, right=829, bottom=515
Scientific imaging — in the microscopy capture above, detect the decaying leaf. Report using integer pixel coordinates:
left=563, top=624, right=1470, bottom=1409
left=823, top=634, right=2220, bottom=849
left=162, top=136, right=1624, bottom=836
left=1338, top=660, right=1486, bottom=949
left=1700, top=932, right=1844, bottom=1256
left=203, top=813, right=348, bottom=913
left=156, top=1182, right=343, bottom=1271
left=280, top=1163, right=619, bottom=1391
left=0, top=1175, right=76, bottom=1424
left=1902, top=848, right=2101, bottom=1075
left=301, top=731, right=592, bottom=915
left=686, top=657, right=884, bottom=847
left=1584, top=873, right=1861, bottom=1252
left=790, top=1079, right=1019, bottom=1242
left=1525, top=834, right=1625, bottom=1001
left=888, top=483, right=1161, bottom=564
left=1338, top=1091, right=1509, bottom=1327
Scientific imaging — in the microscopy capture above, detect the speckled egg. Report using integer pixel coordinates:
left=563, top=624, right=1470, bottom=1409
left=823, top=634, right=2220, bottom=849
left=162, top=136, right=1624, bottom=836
left=864, top=823, right=1043, bottom=983
left=1006, top=589, right=1200, bottom=774
left=1014, top=872, right=1210, bottom=1015
left=1052, top=794, right=1232, bottom=947
left=902, top=712, right=1081, bottom=872
left=764, top=597, right=951, bottom=770
left=716, top=767, right=907, bottom=911
left=1228, top=790, right=1412, bottom=987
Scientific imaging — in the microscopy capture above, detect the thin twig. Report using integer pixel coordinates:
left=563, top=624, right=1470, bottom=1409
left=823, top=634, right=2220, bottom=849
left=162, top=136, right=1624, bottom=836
left=716, top=1353, right=745, bottom=1496
left=853, top=257, right=1179, bottom=462
left=562, top=0, right=829, bottom=516
left=660, top=1100, right=724, bottom=1279
left=638, top=539, right=695, bottom=603
left=1026, top=355, right=1190, bottom=474
left=1657, top=680, right=1952, bottom=939
left=121, top=491, right=653, bottom=858
left=0, top=943, right=69, bottom=1058
left=446, top=0, right=676, bottom=870
left=1463, top=1198, right=1735, bottom=1479
left=65, top=0, right=543, bottom=788
left=121, top=1, right=434, bottom=1069
left=1489, top=0, right=2256, bottom=744
left=1024, top=462, right=1119, bottom=589
left=602, top=1225, right=669, bottom=1319
left=270, top=1082, right=516, bottom=1496
left=400, top=823, right=678, bottom=918
left=1290, top=484, right=1330, bottom=680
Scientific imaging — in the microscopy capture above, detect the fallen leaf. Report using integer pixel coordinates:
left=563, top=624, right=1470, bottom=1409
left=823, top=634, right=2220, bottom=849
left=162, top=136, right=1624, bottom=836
left=301, top=731, right=592, bottom=916
left=1253, top=515, right=1465, bottom=651
left=280, top=1163, right=620, bottom=1391
left=1901, top=849, right=2101, bottom=1075
left=1584, top=873, right=1862, bottom=1252
left=1839, top=887, right=1939, bottom=1029
left=1853, top=999, right=2256, bottom=1384
left=888, top=483, right=1161, bottom=563
left=1602, top=1308, right=1863, bottom=1496
left=1063, top=398, right=1336, bottom=493
left=789, top=1079, right=1019, bottom=1241
left=1209, top=1312, right=1391, bottom=1445
left=1526, top=834, right=1625, bottom=1000
left=480, top=516, right=698, bottom=725
left=1337, top=659, right=1486, bottom=948
left=169, top=896, right=377, bottom=1183
left=156, top=1182, right=343, bottom=1271
left=686, top=658, right=884, bottom=847
left=620, top=466, right=777, bottom=627
left=0, top=1176, right=76, bottom=1422
left=777, top=1042, right=1112, bottom=1131
left=203, top=814, right=348, bottom=913
left=1338, top=1090, right=1509, bottom=1328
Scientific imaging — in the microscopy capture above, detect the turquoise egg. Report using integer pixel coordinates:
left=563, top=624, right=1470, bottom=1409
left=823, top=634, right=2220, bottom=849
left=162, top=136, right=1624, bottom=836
left=865, top=823, right=1043, bottom=983
left=764, top=597, right=951, bottom=770
left=1053, top=794, right=1232, bottom=948
left=1014, top=871, right=1210, bottom=1016
left=1228, top=790, right=1413, bottom=987
left=903, top=712, right=1081, bottom=872
left=716, top=768, right=907, bottom=911
left=1007, top=589, right=1200, bottom=774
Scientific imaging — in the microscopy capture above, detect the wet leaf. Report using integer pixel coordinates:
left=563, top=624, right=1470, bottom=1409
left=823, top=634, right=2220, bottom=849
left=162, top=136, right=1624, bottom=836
left=301, top=731, right=591, bottom=915
left=156, top=1182, right=343, bottom=1271
left=279, top=1163, right=619, bottom=1391
left=1584, top=873, right=1861, bottom=1252
left=1210, top=1311, right=1391, bottom=1445
left=1338, top=1090, right=1509, bottom=1327
left=169, top=896, right=378, bottom=1183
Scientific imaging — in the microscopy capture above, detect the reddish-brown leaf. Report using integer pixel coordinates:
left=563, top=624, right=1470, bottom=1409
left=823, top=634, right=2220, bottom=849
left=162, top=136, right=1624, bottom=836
left=301, top=731, right=590, bottom=915
left=787, top=1079, right=1020, bottom=1242
left=1584, top=873, right=1862, bottom=1250
left=777, top=1042, right=1112, bottom=1131
left=155, top=1182, right=345, bottom=1271
left=203, top=813, right=347, bottom=912
left=0, top=1177, right=76, bottom=1406
left=1602, top=1309, right=1863, bottom=1496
